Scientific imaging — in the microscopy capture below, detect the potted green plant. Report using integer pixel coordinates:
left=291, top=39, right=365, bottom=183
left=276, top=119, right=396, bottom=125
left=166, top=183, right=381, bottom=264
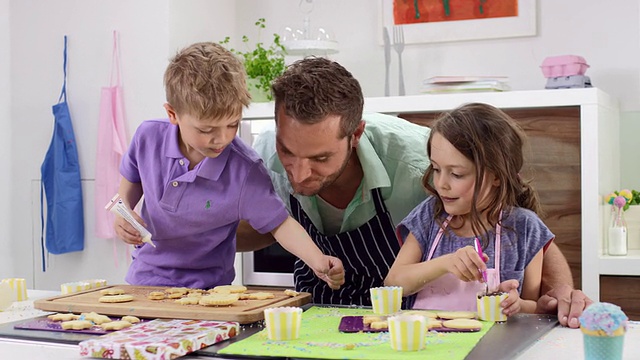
left=220, top=18, right=286, bottom=102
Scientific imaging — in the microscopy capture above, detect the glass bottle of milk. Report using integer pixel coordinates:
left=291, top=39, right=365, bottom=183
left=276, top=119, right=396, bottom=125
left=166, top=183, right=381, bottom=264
left=608, top=205, right=628, bottom=256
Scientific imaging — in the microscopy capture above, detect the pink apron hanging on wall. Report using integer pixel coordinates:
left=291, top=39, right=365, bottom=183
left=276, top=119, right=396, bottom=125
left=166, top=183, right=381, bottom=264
left=95, top=31, right=128, bottom=242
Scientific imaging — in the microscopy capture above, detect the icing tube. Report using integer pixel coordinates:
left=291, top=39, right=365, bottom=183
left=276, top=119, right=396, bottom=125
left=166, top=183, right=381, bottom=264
left=105, top=194, right=156, bottom=248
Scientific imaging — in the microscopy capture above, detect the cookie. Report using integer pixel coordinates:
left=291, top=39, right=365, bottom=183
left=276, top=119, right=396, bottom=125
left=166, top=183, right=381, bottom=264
left=370, top=321, right=388, bottom=330
left=435, top=311, right=477, bottom=320
left=402, top=310, right=438, bottom=318
left=426, top=318, right=442, bottom=329
left=101, top=320, right=132, bottom=331
left=284, top=289, right=300, bottom=297
left=211, top=285, right=247, bottom=294
left=199, top=293, right=239, bottom=306
left=167, top=292, right=184, bottom=299
left=442, top=318, right=483, bottom=330
left=147, top=291, right=165, bottom=300
left=248, top=292, right=275, bottom=300
left=165, top=287, right=189, bottom=295
left=48, top=313, right=80, bottom=322
left=121, top=315, right=140, bottom=324
left=363, top=315, right=385, bottom=325
left=100, top=288, right=125, bottom=296
left=238, top=293, right=251, bottom=300
left=81, top=312, right=112, bottom=325
left=99, top=294, right=134, bottom=303
left=61, top=320, right=93, bottom=330
left=175, top=297, right=200, bottom=305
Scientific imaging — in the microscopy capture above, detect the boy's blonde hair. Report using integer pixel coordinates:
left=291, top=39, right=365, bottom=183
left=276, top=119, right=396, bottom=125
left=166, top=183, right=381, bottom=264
left=164, top=42, right=250, bottom=120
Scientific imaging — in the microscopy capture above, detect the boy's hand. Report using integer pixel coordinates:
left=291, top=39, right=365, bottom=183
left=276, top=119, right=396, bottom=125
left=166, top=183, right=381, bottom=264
left=312, top=256, right=345, bottom=290
left=114, top=211, right=146, bottom=246
left=447, top=246, right=487, bottom=282
left=498, top=279, right=521, bottom=316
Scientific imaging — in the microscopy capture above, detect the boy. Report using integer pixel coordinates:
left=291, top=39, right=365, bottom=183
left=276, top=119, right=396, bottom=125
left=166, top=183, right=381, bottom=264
left=113, top=42, right=344, bottom=290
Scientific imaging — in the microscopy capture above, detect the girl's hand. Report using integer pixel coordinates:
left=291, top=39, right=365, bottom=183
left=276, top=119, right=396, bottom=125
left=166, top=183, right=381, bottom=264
left=498, top=279, right=522, bottom=316
left=312, top=255, right=345, bottom=290
left=447, top=246, right=487, bottom=282
left=114, top=211, right=146, bottom=246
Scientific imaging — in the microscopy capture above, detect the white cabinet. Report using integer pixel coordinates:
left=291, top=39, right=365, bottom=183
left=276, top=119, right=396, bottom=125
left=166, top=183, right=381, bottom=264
left=241, top=88, right=621, bottom=301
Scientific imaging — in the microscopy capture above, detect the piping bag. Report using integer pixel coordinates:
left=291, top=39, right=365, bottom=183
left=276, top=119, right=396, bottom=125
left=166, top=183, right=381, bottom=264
left=474, top=237, right=488, bottom=295
left=105, top=194, right=156, bottom=247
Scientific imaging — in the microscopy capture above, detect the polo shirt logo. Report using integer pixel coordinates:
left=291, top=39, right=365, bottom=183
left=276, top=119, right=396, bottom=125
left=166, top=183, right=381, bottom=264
left=205, top=200, right=211, bottom=209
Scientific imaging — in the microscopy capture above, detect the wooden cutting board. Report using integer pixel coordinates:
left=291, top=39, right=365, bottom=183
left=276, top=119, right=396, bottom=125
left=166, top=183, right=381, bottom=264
left=33, top=285, right=311, bottom=324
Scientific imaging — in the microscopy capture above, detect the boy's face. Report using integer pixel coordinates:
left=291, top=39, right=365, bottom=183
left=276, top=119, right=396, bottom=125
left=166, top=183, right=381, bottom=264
left=165, top=104, right=239, bottom=161
left=429, top=132, right=498, bottom=217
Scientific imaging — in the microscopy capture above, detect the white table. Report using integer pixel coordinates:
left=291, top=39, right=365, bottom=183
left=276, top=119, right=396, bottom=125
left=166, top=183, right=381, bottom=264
left=1, top=290, right=636, bottom=359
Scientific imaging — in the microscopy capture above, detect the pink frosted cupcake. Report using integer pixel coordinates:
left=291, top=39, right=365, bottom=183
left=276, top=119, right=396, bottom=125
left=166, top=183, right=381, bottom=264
left=579, top=302, right=628, bottom=360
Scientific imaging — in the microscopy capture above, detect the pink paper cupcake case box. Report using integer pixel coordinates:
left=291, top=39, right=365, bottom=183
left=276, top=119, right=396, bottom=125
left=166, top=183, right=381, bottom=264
left=540, top=55, right=590, bottom=78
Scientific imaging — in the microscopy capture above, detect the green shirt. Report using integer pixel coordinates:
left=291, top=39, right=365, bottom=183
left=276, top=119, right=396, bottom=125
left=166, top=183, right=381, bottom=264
left=252, top=112, right=431, bottom=234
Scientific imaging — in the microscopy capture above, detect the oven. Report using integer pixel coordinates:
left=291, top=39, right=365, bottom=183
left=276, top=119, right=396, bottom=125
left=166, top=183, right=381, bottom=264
left=242, top=243, right=296, bottom=287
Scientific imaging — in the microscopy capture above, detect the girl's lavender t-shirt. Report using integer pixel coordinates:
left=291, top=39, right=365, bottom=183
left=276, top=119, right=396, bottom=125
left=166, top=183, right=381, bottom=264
left=120, top=119, right=289, bottom=289
left=398, top=196, right=554, bottom=293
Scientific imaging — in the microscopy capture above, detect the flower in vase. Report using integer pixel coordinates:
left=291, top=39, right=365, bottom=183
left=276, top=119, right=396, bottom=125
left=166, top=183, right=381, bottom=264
left=607, top=189, right=640, bottom=211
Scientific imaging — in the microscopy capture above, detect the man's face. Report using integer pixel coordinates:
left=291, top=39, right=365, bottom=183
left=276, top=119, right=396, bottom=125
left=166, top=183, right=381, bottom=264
left=275, top=106, right=353, bottom=196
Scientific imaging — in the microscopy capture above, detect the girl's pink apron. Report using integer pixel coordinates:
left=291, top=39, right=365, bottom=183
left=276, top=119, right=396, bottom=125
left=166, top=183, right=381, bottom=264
left=94, top=31, right=129, bottom=263
left=413, top=215, right=502, bottom=311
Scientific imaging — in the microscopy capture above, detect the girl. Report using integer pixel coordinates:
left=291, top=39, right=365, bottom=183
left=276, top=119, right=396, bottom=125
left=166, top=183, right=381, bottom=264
left=385, top=103, right=553, bottom=316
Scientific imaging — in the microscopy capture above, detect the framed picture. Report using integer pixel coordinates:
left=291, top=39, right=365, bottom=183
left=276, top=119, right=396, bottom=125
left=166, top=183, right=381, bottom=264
left=379, top=0, right=536, bottom=44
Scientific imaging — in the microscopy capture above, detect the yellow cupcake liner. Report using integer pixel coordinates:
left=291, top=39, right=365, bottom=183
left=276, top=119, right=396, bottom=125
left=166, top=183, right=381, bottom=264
left=60, top=281, right=91, bottom=295
left=1, top=278, right=27, bottom=301
left=388, top=314, right=427, bottom=351
left=370, top=286, right=403, bottom=315
left=81, top=279, right=107, bottom=289
left=264, top=307, right=302, bottom=341
left=477, top=293, right=508, bottom=322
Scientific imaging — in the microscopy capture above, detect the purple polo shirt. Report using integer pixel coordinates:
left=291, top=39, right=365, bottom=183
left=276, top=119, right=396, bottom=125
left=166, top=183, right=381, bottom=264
left=120, top=119, right=288, bottom=288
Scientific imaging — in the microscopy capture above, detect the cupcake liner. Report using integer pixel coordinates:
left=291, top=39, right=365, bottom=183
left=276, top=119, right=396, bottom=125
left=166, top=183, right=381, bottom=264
left=0, top=281, right=16, bottom=311
left=60, top=281, right=91, bottom=295
left=1, top=278, right=27, bottom=301
left=264, top=307, right=303, bottom=341
left=370, top=286, right=403, bottom=315
left=583, top=333, right=624, bottom=360
left=388, top=314, right=427, bottom=351
left=476, top=292, right=508, bottom=322
left=81, top=279, right=107, bottom=289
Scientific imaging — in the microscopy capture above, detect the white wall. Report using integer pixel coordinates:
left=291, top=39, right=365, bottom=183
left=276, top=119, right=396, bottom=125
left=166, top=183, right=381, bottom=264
left=0, top=0, right=12, bottom=278
left=8, top=0, right=236, bottom=289
left=3, top=0, right=640, bottom=288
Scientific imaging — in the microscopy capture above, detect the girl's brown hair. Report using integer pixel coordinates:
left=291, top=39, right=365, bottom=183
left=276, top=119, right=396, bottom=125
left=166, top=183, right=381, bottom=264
left=423, top=103, right=542, bottom=245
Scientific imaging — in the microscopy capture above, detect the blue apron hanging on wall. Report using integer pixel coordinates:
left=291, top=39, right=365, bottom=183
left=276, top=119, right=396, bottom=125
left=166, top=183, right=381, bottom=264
left=40, top=35, right=85, bottom=271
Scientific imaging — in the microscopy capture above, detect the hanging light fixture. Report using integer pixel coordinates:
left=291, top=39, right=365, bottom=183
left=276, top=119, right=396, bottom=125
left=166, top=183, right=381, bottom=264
left=280, top=0, right=339, bottom=57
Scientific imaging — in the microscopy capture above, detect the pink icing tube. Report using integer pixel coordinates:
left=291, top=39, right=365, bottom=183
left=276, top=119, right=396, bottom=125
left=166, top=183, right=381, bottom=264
left=105, top=194, right=156, bottom=248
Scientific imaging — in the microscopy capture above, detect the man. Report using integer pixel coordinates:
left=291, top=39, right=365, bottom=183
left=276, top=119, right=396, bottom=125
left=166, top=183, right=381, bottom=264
left=237, top=57, right=591, bottom=328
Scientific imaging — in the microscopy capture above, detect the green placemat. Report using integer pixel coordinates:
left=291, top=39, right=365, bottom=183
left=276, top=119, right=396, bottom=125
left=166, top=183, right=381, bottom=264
left=219, top=307, right=494, bottom=359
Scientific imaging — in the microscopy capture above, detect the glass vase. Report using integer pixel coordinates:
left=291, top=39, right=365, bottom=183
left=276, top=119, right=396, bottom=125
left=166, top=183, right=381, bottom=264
left=608, top=205, right=628, bottom=256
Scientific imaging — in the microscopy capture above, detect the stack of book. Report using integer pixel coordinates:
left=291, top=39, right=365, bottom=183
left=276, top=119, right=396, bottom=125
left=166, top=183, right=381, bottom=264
left=421, top=76, right=510, bottom=94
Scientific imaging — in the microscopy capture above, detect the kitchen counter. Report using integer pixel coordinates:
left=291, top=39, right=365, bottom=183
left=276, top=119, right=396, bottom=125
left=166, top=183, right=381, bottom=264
left=1, top=290, right=637, bottom=359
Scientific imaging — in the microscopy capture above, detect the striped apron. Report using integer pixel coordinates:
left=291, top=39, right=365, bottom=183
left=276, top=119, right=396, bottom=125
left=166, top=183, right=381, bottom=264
left=291, top=188, right=400, bottom=306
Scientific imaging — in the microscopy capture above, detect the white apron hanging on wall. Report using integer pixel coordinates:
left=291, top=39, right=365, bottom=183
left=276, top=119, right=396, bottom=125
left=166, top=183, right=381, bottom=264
left=40, top=35, right=85, bottom=271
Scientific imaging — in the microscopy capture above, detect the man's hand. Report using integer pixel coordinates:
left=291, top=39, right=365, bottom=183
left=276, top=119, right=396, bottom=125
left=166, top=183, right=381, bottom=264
left=536, top=284, right=593, bottom=328
left=313, top=256, right=345, bottom=290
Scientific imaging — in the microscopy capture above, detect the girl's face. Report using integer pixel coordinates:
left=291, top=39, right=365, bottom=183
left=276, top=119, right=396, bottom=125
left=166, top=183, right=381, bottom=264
left=430, top=133, right=499, bottom=217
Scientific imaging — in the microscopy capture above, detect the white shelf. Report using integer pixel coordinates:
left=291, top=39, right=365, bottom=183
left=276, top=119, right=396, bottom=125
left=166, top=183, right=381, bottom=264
left=599, top=250, right=640, bottom=276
